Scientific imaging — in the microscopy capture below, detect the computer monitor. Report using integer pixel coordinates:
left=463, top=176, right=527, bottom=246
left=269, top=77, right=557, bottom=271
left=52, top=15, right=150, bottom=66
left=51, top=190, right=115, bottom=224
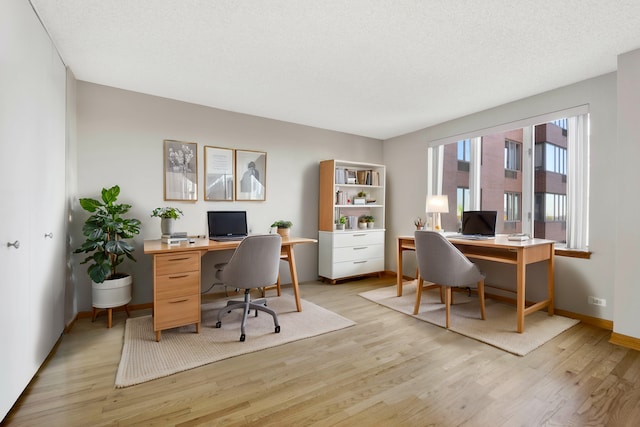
left=461, top=210, right=497, bottom=236
left=207, top=211, right=248, bottom=240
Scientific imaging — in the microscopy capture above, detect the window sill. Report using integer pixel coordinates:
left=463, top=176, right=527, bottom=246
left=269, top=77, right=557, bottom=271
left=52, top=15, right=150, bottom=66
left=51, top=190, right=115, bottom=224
left=555, top=247, right=591, bottom=259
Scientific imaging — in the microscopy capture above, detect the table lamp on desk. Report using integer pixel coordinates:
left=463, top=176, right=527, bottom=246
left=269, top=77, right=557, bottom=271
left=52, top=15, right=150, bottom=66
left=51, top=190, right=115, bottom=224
left=426, top=195, right=449, bottom=231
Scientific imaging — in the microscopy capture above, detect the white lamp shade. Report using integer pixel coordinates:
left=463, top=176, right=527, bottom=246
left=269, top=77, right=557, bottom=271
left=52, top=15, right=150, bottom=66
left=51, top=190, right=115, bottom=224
left=426, top=195, right=449, bottom=213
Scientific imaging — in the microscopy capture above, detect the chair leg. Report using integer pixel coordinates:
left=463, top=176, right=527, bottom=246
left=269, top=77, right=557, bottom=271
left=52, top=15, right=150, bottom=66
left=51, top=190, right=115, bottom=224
left=413, top=278, right=424, bottom=314
left=445, top=287, right=452, bottom=328
left=478, top=279, right=486, bottom=320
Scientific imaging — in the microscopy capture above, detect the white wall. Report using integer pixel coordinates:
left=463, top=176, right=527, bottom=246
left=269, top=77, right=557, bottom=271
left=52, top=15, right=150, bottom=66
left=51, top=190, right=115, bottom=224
left=613, top=48, right=640, bottom=339
left=73, top=82, right=383, bottom=311
left=383, top=73, right=618, bottom=322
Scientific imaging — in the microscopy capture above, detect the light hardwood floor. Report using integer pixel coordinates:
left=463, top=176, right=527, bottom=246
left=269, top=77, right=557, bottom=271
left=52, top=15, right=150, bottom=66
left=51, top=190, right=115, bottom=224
left=4, top=277, right=640, bottom=426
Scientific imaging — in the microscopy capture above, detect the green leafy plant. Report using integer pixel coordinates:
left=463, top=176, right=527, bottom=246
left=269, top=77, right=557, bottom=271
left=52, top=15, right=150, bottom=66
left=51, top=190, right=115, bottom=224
left=338, top=216, right=347, bottom=225
left=151, top=206, right=183, bottom=219
left=357, top=190, right=367, bottom=198
left=271, top=220, right=293, bottom=229
left=364, top=215, right=375, bottom=223
left=74, top=185, right=141, bottom=283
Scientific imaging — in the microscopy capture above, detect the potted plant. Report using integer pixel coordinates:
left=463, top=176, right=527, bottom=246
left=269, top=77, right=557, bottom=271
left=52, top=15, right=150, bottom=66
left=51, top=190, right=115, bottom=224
left=74, top=185, right=141, bottom=325
left=364, top=215, right=375, bottom=228
left=336, top=216, right=347, bottom=230
left=354, top=190, right=366, bottom=205
left=358, top=215, right=368, bottom=229
left=271, top=220, right=293, bottom=237
left=151, top=206, right=184, bottom=235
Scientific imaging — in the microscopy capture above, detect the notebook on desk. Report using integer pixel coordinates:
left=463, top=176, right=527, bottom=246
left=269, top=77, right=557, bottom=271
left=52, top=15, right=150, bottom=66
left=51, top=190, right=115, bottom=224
left=455, top=210, right=497, bottom=240
left=207, top=211, right=248, bottom=241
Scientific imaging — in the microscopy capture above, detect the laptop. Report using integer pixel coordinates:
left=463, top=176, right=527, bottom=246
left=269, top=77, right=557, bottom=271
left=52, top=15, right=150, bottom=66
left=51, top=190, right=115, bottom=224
left=458, top=210, right=497, bottom=240
left=207, top=211, right=248, bottom=241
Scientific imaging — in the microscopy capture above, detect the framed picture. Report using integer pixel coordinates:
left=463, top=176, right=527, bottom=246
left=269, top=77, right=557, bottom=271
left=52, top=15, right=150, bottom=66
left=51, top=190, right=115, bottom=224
left=235, top=149, right=266, bottom=201
left=163, top=140, right=198, bottom=201
left=204, top=146, right=234, bottom=201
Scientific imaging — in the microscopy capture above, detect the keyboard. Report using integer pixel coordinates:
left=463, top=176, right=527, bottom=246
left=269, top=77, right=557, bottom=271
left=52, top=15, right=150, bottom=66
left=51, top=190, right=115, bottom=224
left=211, top=236, right=246, bottom=242
left=452, top=235, right=495, bottom=240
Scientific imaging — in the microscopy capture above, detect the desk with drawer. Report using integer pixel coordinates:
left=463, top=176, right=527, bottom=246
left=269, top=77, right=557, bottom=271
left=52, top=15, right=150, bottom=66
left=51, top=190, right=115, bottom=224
left=145, top=236, right=317, bottom=341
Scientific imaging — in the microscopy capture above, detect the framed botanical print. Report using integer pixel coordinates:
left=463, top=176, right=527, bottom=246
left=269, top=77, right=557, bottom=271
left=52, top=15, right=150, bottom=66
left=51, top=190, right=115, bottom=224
left=235, top=149, right=266, bottom=201
left=164, top=140, right=198, bottom=201
left=204, top=146, right=234, bottom=201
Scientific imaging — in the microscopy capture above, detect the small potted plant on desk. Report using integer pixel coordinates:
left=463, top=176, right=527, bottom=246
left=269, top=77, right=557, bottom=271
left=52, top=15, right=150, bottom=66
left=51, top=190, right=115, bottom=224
left=151, top=206, right=184, bottom=236
left=74, top=185, right=141, bottom=328
left=271, top=220, right=293, bottom=237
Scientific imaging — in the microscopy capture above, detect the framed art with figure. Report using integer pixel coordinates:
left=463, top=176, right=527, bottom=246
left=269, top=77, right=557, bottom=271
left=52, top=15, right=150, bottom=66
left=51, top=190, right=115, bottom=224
left=204, top=146, right=234, bottom=201
left=164, top=140, right=198, bottom=201
left=235, top=149, right=266, bottom=201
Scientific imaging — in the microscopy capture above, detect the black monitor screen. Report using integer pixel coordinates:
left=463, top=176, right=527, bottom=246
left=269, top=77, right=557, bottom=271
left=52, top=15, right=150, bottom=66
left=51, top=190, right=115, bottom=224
left=207, top=211, right=248, bottom=238
left=461, top=211, right=497, bottom=236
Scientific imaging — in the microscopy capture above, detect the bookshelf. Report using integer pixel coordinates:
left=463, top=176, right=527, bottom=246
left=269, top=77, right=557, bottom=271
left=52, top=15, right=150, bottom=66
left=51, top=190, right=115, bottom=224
left=318, top=159, right=386, bottom=282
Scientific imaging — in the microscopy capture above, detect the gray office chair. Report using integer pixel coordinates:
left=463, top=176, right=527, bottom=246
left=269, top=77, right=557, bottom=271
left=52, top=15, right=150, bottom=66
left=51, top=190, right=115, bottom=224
left=214, top=234, right=283, bottom=341
left=413, top=230, right=486, bottom=328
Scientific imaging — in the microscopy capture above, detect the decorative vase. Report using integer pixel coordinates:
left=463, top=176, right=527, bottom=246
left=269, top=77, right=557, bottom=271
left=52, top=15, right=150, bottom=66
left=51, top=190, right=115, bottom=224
left=277, top=227, right=290, bottom=237
left=161, top=218, right=175, bottom=235
left=92, top=275, right=133, bottom=309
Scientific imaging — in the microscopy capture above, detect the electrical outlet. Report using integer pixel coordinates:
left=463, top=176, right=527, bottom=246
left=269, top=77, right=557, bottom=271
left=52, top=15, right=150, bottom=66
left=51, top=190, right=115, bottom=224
left=588, top=296, right=607, bottom=307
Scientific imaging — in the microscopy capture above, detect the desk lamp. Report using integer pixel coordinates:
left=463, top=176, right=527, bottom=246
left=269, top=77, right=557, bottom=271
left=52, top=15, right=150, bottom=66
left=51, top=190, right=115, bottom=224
left=426, top=195, right=449, bottom=231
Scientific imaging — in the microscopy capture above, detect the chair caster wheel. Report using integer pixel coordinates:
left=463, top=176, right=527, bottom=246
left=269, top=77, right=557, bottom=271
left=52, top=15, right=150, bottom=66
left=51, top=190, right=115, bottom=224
left=275, top=325, right=281, bottom=333
left=215, top=321, right=222, bottom=328
left=240, top=334, right=246, bottom=342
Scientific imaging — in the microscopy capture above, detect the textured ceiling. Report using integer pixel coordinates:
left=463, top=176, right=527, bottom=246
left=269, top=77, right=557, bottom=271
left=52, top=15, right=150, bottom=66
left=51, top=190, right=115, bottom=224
left=30, top=0, right=640, bottom=139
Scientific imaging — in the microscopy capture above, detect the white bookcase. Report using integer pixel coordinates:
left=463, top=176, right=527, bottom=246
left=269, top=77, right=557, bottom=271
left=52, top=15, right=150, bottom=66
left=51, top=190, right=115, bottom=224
left=318, top=159, right=386, bottom=282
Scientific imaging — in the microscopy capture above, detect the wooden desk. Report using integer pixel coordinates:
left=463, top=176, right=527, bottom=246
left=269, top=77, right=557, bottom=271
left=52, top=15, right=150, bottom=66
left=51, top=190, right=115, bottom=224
left=144, top=236, right=317, bottom=341
left=396, top=235, right=555, bottom=333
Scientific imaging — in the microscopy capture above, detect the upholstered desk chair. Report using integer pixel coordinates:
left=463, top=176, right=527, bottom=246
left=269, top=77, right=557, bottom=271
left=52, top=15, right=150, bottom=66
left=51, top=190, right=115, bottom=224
left=214, top=234, right=283, bottom=341
left=413, top=230, right=486, bottom=328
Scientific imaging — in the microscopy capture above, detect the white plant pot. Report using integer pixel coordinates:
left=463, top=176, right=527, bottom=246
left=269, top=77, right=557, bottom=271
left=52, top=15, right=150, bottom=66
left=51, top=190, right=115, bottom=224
left=367, top=222, right=374, bottom=228
left=358, top=222, right=367, bottom=229
left=277, top=227, right=290, bottom=237
left=92, top=275, right=133, bottom=309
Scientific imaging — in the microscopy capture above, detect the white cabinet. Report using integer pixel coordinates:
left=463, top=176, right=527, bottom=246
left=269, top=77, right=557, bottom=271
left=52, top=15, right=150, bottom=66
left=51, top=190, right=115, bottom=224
left=0, top=0, right=66, bottom=420
left=318, top=160, right=386, bottom=282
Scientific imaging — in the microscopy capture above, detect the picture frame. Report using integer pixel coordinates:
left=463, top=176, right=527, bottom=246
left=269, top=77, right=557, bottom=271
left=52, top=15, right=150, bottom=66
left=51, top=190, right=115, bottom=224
left=204, top=146, right=234, bottom=201
left=235, top=149, right=266, bottom=201
left=163, top=140, right=198, bottom=201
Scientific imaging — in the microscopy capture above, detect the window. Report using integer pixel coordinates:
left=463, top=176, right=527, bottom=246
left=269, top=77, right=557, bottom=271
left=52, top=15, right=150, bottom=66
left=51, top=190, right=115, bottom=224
left=457, top=139, right=470, bottom=161
left=433, top=110, right=589, bottom=249
left=504, top=139, right=521, bottom=171
left=504, top=192, right=521, bottom=222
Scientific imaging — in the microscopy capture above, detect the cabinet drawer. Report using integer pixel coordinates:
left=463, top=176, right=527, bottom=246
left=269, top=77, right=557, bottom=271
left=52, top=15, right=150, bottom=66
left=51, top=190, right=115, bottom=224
left=334, top=244, right=384, bottom=262
left=333, top=231, right=384, bottom=248
left=154, top=295, right=200, bottom=331
left=156, top=270, right=200, bottom=300
left=155, top=252, right=200, bottom=276
left=332, top=257, right=385, bottom=278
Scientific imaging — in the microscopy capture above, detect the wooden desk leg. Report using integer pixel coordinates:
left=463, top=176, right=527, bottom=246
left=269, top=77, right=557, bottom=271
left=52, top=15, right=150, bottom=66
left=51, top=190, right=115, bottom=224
left=396, top=238, right=404, bottom=297
left=285, top=246, right=302, bottom=312
left=548, top=248, right=555, bottom=316
left=155, top=330, right=161, bottom=342
left=516, top=251, right=525, bottom=333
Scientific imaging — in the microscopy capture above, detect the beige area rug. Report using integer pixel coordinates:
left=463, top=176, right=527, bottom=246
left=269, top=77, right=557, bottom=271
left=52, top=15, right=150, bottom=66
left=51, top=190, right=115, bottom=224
left=115, top=296, right=355, bottom=387
left=359, top=282, right=579, bottom=356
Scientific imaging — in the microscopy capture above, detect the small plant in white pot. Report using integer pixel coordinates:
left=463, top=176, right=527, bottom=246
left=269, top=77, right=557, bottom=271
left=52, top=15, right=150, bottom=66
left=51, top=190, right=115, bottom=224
left=336, top=216, right=347, bottom=230
left=271, top=220, right=293, bottom=237
left=74, top=185, right=141, bottom=327
left=151, top=206, right=184, bottom=235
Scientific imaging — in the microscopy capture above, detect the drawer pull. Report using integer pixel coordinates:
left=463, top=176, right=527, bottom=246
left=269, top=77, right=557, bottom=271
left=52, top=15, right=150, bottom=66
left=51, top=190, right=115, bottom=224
left=353, top=260, right=367, bottom=264
left=169, top=257, right=191, bottom=262
left=353, top=247, right=368, bottom=250
left=169, top=274, right=189, bottom=279
left=353, top=234, right=367, bottom=237
left=169, top=299, right=189, bottom=304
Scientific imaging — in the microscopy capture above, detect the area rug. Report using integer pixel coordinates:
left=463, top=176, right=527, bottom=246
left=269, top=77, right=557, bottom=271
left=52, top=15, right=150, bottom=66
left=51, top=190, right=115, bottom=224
left=115, top=296, right=355, bottom=387
left=359, top=282, right=579, bottom=356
